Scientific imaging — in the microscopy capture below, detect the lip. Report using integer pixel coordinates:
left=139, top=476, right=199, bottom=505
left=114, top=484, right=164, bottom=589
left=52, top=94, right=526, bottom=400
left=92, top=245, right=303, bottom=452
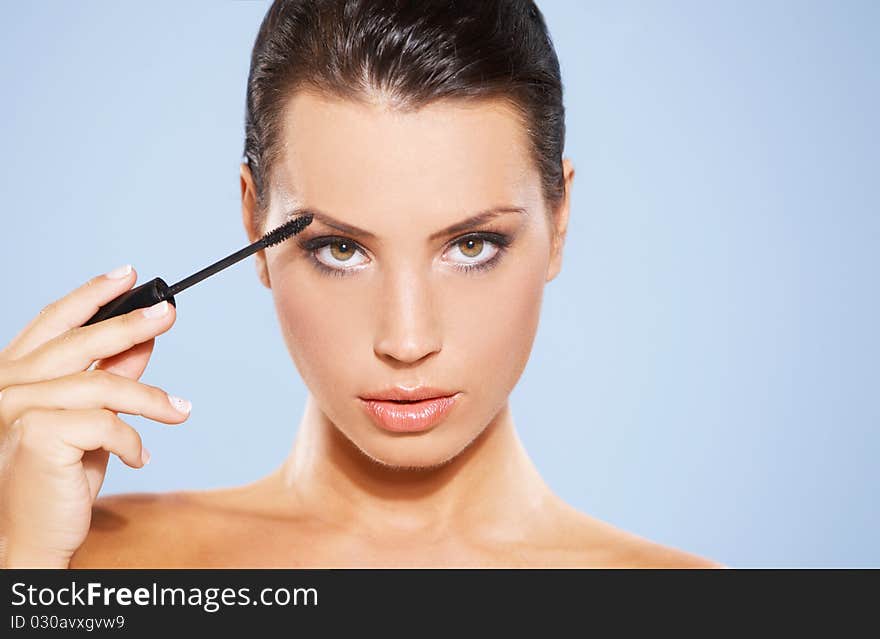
left=360, top=385, right=457, bottom=402
left=358, top=388, right=461, bottom=433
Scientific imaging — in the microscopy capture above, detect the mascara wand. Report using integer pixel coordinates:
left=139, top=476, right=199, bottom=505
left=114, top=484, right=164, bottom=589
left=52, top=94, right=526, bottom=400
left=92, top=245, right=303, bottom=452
left=83, top=214, right=313, bottom=326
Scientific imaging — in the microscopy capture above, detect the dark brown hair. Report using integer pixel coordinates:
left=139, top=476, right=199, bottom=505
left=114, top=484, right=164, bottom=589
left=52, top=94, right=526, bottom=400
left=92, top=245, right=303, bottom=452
left=243, top=0, right=566, bottom=231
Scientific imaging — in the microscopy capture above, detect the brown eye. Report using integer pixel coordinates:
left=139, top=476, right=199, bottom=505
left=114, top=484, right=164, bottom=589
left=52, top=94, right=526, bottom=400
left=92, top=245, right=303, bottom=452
left=311, top=237, right=369, bottom=272
left=329, top=240, right=356, bottom=261
left=457, top=238, right=484, bottom=258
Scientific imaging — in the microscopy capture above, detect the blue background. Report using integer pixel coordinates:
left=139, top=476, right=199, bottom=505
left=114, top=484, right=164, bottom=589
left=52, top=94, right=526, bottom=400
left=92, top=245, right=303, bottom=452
left=1, top=1, right=877, bottom=567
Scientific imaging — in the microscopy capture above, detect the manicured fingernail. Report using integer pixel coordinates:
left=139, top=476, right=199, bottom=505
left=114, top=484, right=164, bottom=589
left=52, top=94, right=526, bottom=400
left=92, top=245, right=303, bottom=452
left=141, top=447, right=151, bottom=466
left=167, top=394, right=192, bottom=414
left=142, top=300, right=169, bottom=318
left=105, top=264, right=132, bottom=279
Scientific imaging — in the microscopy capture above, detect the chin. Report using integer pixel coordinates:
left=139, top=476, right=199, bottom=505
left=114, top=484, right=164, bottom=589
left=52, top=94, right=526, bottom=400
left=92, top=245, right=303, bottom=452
left=343, top=424, right=483, bottom=472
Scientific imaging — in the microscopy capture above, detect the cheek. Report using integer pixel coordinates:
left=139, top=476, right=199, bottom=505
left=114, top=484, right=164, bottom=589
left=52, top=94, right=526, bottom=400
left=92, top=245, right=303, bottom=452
left=271, top=273, right=369, bottom=396
left=443, top=247, right=547, bottom=394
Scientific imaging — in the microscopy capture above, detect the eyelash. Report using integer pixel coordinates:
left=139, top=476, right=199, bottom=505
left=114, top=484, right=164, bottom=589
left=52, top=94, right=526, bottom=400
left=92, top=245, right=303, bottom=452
left=296, top=230, right=513, bottom=278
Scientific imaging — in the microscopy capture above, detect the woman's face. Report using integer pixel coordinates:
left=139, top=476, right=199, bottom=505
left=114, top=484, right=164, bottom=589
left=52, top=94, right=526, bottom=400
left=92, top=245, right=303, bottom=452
left=242, top=90, right=570, bottom=469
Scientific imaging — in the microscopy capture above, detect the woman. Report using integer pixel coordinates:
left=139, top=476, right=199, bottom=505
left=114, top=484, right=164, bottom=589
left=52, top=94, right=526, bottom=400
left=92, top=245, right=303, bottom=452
left=0, top=0, right=722, bottom=568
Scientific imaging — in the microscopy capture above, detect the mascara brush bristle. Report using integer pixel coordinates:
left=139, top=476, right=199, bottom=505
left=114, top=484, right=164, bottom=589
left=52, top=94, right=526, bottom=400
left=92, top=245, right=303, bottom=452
left=261, top=214, right=314, bottom=248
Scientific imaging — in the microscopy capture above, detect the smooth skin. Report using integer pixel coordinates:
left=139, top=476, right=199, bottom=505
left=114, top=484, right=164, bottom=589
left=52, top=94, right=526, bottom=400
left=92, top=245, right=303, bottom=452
left=1, top=91, right=723, bottom=568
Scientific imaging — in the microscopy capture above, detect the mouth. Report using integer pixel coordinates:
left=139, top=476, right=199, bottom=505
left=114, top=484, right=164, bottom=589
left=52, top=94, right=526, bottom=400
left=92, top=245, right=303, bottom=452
left=357, top=391, right=461, bottom=433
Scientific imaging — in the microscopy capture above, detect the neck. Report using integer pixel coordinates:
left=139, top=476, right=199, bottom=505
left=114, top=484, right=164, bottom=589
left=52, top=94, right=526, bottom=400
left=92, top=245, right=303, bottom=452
left=273, top=393, right=556, bottom=541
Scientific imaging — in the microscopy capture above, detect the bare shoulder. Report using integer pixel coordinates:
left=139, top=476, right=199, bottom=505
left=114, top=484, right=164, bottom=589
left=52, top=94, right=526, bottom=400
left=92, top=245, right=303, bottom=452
left=69, top=490, right=221, bottom=568
left=547, top=501, right=726, bottom=568
left=609, top=533, right=727, bottom=568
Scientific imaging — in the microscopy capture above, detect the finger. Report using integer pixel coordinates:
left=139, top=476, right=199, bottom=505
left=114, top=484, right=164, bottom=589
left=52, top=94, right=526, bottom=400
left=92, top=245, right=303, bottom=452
left=82, top=449, right=111, bottom=502
left=0, top=368, right=191, bottom=428
left=0, top=299, right=176, bottom=388
left=1, top=265, right=138, bottom=361
left=93, top=337, right=155, bottom=381
left=15, top=407, right=147, bottom=469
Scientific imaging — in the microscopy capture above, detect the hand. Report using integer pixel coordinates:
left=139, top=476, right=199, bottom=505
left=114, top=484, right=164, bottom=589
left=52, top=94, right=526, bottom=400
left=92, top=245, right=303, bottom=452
left=0, top=265, right=191, bottom=568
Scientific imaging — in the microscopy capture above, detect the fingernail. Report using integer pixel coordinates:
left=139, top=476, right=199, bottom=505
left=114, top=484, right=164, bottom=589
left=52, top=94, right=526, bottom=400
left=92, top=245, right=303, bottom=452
left=141, top=447, right=151, bottom=466
left=167, top=394, right=192, bottom=414
left=142, top=300, right=169, bottom=319
left=105, top=264, right=132, bottom=279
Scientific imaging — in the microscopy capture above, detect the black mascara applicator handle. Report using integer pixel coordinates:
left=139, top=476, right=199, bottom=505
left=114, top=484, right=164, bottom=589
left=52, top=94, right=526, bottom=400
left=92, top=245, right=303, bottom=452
left=82, top=277, right=175, bottom=327
left=81, top=213, right=313, bottom=327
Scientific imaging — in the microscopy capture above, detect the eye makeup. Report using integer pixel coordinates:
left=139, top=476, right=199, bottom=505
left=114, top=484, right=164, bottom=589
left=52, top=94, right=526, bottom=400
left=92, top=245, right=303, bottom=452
left=295, top=226, right=516, bottom=278
left=297, top=234, right=370, bottom=278
left=444, top=231, right=512, bottom=274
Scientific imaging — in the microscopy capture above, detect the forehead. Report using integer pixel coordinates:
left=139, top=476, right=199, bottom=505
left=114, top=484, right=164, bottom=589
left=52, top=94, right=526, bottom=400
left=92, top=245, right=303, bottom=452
left=271, top=90, right=539, bottom=222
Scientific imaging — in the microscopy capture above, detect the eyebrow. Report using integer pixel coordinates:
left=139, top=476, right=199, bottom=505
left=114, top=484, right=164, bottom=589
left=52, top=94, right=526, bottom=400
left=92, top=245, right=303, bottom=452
left=284, top=205, right=529, bottom=241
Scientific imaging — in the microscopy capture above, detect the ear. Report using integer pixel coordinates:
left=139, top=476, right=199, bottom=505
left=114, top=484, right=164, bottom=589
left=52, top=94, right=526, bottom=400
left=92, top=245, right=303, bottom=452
left=546, top=157, right=575, bottom=282
left=240, top=162, right=272, bottom=289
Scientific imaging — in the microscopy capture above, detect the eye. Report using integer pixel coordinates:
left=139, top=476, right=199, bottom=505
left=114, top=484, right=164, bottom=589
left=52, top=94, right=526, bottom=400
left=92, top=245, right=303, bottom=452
left=313, top=238, right=369, bottom=270
left=301, top=230, right=512, bottom=277
left=442, top=234, right=502, bottom=268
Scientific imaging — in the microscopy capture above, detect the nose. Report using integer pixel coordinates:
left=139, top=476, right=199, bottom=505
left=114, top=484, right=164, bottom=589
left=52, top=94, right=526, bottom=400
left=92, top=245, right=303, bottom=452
left=373, top=267, right=442, bottom=365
